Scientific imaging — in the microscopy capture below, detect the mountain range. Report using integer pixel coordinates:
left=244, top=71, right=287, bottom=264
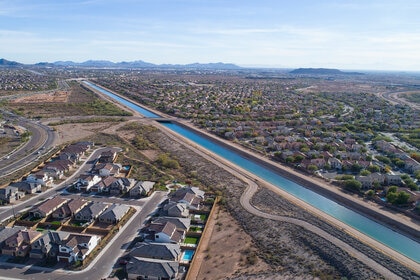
left=0, top=58, right=241, bottom=70
left=289, top=68, right=364, bottom=75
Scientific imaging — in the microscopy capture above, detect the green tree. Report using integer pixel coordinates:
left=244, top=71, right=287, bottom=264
left=360, top=169, right=371, bottom=176
left=294, top=155, right=304, bottom=163
left=367, top=165, right=380, bottom=173
left=285, top=156, right=294, bottom=163
left=414, top=170, right=420, bottom=180
left=344, top=179, right=362, bottom=192
left=156, top=153, right=180, bottom=169
left=307, top=164, right=318, bottom=172
left=387, top=186, right=398, bottom=194
left=394, top=191, right=410, bottom=205
left=366, top=189, right=375, bottom=197
left=386, top=191, right=398, bottom=204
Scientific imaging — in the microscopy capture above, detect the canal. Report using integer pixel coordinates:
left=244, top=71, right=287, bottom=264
left=83, top=81, right=420, bottom=263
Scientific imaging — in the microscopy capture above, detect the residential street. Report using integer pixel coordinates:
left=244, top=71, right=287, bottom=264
left=0, top=144, right=168, bottom=280
left=0, top=191, right=166, bottom=280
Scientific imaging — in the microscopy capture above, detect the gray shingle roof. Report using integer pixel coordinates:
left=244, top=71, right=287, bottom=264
left=99, top=204, right=129, bottom=222
left=129, top=242, right=181, bottom=261
left=126, top=257, right=179, bottom=279
left=152, top=217, right=190, bottom=231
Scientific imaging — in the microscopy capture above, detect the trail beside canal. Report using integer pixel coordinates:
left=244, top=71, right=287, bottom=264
left=171, top=124, right=405, bottom=279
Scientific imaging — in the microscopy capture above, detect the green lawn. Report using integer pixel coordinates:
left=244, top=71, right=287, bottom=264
left=184, top=237, right=199, bottom=245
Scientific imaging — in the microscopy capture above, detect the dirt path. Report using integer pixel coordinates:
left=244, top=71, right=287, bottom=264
left=241, top=179, right=402, bottom=279
left=156, top=123, right=419, bottom=278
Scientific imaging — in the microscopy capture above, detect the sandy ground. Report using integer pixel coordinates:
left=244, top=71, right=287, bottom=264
left=193, top=205, right=271, bottom=280
left=11, top=91, right=69, bottom=103
left=52, top=122, right=110, bottom=146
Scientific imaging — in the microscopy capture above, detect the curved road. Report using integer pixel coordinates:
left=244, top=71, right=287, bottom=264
left=0, top=115, right=55, bottom=176
left=378, top=90, right=420, bottom=111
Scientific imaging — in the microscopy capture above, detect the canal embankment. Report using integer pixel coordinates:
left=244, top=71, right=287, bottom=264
left=171, top=120, right=420, bottom=243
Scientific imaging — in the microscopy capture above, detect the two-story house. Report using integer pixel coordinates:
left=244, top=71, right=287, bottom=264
left=30, top=231, right=70, bottom=259
left=2, top=229, right=42, bottom=257
left=0, top=186, right=24, bottom=203
left=73, top=174, right=101, bottom=192
left=57, top=233, right=100, bottom=263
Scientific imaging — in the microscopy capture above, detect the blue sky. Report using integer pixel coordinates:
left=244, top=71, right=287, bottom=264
left=1, top=0, right=419, bottom=70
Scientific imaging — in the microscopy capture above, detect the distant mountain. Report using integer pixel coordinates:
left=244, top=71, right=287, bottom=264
left=47, top=60, right=241, bottom=69
left=289, top=68, right=364, bottom=75
left=0, top=58, right=242, bottom=70
left=184, top=62, right=241, bottom=70
left=0, top=58, right=22, bottom=66
left=117, top=60, right=156, bottom=68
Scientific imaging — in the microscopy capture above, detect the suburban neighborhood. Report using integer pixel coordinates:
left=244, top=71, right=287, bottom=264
left=0, top=140, right=214, bottom=279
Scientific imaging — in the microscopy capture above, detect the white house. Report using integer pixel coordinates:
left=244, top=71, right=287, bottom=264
left=57, top=234, right=100, bottom=263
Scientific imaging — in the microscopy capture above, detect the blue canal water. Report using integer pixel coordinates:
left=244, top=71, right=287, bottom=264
left=83, top=81, right=420, bottom=263
left=83, top=81, right=161, bottom=118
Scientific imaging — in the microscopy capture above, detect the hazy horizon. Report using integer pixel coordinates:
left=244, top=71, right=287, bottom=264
left=1, top=0, right=419, bottom=71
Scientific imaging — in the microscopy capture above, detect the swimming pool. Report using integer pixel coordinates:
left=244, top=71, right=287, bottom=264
left=182, top=250, right=195, bottom=261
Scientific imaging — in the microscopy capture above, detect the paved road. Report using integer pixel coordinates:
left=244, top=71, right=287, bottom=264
left=0, top=145, right=168, bottom=280
left=0, top=115, right=55, bottom=176
left=0, top=191, right=166, bottom=280
left=378, top=90, right=420, bottom=111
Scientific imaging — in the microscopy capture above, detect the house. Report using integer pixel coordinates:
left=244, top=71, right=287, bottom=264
left=98, top=150, right=117, bottom=163
left=129, top=181, right=155, bottom=197
left=98, top=204, right=130, bottom=224
left=92, top=163, right=121, bottom=177
left=163, top=201, right=189, bottom=218
left=30, top=231, right=70, bottom=259
left=328, top=157, right=342, bottom=170
left=0, top=226, right=26, bottom=251
left=152, top=217, right=191, bottom=231
left=75, top=201, right=109, bottom=222
left=0, top=186, right=24, bottom=203
left=404, top=158, right=420, bottom=174
left=91, top=176, right=118, bottom=193
left=9, top=181, right=41, bottom=194
left=57, top=233, right=100, bottom=263
left=30, top=197, right=69, bottom=218
left=44, top=159, right=75, bottom=176
left=2, top=229, right=42, bottom=257
left=129, top=242, right=181, bottom=261
left=59, top=142, right=93, bottom=162
left=385, top=174, right=402, bottom=186
left=126, top=257, right=179, bottom=280
left=355, top=173, right=385, bottom=189
left=109, top=178, right=136, bottom=196
left=26, top=172, right=53, bottom=186
left=169, top=186, right=204, bottom=210
left=31, top=170, right=55, bottom=186
left=145, top=221, right=185, bottom=244
left=52, top=198, right=89, bottom=219
left=38, top=166, right=64, bottom=180
left=73, top=174, right=101, bottom=192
